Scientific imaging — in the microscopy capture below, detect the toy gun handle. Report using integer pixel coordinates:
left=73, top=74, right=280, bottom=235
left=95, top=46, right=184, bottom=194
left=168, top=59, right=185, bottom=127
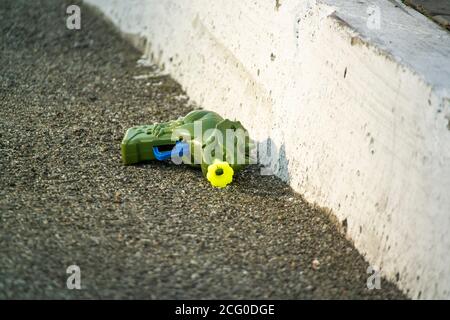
left=152, top=141, right=189, bottom=161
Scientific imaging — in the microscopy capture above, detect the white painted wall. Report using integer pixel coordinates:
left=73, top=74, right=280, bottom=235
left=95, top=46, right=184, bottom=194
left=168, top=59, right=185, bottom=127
left=85, top=0, right=450, bottom=299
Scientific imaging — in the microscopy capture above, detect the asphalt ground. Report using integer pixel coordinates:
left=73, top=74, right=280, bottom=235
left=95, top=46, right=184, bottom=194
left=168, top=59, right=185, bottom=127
left=0, top=0, right=406, bottom=299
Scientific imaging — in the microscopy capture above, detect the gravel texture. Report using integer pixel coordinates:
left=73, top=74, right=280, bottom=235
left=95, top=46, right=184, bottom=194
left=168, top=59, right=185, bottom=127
left=404, top=0, right=450, bottom=30
left=0, top=0, right=406, bottom=299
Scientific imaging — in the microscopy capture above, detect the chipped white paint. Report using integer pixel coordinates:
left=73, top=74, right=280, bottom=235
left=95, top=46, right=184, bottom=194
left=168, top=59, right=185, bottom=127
left=85, top=0, right=450, bottom=299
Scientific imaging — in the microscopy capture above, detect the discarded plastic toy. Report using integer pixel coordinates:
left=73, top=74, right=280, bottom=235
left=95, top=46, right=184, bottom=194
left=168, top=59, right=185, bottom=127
left=121, top=110, right=253, bottom=188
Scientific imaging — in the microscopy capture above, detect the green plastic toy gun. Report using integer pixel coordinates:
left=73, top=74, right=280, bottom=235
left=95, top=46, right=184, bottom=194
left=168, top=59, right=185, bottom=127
left=121, top=110, right=253, bottom=188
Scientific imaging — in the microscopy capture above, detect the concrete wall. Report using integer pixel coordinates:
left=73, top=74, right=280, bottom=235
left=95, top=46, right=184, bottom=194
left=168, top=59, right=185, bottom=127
left=85, top=0, right=450, bottom=299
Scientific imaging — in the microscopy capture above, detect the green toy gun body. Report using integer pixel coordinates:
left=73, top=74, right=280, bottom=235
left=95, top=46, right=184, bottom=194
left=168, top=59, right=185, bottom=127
left=121, top=110, right=253, bottom=187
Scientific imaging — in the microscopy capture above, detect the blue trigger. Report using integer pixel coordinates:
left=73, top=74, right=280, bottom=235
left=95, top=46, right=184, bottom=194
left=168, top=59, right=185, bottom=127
left=153, top=141, right=189, bottom=161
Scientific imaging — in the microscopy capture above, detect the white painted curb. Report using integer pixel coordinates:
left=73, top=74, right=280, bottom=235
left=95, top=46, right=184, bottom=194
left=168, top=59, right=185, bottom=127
left=84, top=0, right=450, bottom=299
